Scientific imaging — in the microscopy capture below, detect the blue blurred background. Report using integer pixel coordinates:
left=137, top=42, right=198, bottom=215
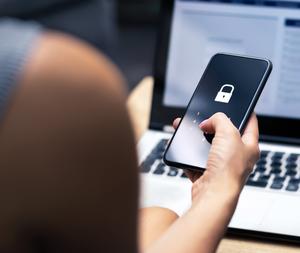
left=0, top=0, right=160, bottom=90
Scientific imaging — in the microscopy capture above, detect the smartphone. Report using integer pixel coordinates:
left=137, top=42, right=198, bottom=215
left=163, top=53, right=272, bottom=171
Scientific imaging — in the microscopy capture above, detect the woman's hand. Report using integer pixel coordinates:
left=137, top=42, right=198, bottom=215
left=173, top=112, right=260, bottom=205
left=147, top=113, right=259, bottom=253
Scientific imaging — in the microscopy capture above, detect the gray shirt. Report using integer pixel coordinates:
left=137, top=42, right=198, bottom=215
left=0, top=19, right=41, bottom=116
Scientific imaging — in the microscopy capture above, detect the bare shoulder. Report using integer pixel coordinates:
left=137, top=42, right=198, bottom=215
left=22, top=31, right=127, bottom=101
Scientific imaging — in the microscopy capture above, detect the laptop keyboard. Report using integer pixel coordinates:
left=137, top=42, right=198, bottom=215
left=140, top=139, right=188, bottom=178
left=140, top=139, right=300, bottom=193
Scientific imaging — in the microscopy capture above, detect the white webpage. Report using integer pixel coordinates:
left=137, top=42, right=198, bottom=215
left=164, top=0, right=300, bottom=119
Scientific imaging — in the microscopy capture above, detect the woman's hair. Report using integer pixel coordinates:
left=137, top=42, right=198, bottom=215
left=0, top=32, right=139, bottom=253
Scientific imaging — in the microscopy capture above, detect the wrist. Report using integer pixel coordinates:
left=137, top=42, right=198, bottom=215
left=185, top=186, right=240, bottom=246
left=188, top=189, right=239, bottom=238
left=191, top=179, right=241, bottom=213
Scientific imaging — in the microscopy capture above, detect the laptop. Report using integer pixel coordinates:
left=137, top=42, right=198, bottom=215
left=138, top=0, right=300, bottom=242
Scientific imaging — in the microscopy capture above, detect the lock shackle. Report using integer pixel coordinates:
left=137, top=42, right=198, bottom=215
left=220, top=84, right=234, bottom=94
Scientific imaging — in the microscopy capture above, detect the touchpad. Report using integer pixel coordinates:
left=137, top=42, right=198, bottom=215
left=229, top=187, right=274, bottom=230
left=258, top=194, right=300, bottom=236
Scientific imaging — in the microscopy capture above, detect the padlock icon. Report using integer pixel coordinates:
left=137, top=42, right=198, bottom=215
left=214, top=84, right=235, bottom=103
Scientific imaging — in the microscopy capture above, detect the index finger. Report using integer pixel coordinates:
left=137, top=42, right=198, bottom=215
left=241, top=113, right=259, bottom=147
left=199, top=112, right=235, bottom=135
left=173, top=118, right=181, bottom=129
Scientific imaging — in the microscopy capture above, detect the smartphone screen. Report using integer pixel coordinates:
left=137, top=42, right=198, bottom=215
left=164, top=54, right=272, bottom=171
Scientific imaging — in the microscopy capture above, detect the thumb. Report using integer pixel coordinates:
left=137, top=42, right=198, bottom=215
left=199, top=112, right=235, bottom=134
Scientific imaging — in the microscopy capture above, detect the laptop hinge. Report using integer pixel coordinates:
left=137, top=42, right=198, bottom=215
left=260, top=135, right=300, bottom=146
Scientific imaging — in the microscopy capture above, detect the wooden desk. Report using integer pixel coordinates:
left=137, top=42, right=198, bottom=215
left=127, top=77, right=299, bottom=253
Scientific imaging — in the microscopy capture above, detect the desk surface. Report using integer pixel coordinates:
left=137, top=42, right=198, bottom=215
left=127, top=77, right=300, bottom=253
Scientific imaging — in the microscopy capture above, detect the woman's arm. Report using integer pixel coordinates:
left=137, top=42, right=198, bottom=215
left=145, top=184, right=238, bottom=253
left=139, top=207, right=179, bottom=252
left=145, top=113, right=259, bottom=253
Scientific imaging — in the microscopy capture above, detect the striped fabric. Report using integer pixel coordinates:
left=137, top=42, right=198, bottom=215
left=0, top=19, right=41, bottom=118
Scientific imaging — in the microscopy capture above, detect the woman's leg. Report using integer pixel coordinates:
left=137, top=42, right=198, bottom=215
left=0, top=32, right=138, bottom=253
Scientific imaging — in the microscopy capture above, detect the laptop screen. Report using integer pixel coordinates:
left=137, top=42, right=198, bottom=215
left=163, top=0, right=300, bottom=120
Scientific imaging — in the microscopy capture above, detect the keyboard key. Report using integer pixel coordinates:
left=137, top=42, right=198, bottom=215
left=270, top=168, right=281, bottom=174
left=167, top=168, right=178, bottom=177
left=145, top=154, right=157, bottom=165
left=289, top=178, right=300, bottom=185
left=151, top=140, right=168, bottom=157
left=256, top=159, right=267, bottom=166
left=271, top=156, right=282, bottom=162
left=287, top=153, right=299, bottom=160
left=156, top=152, right=164, bottom=159
left=286, top=156, right=298, bottom=163
left=156, top=162, right=165, bottom=169
left=153, top=168, right=165, bottom=175
left=285, top=170, right=297, bottom=176
left=246, top=179, right=268, bottom=188
left=271, top=161, right=282, bottom=168
left=260, top=150, right=269, bottom=158
left=153, top=163, right=166, bottom=175
left=141, top=154, right=157, bottom=172
left=255, top=165, right=266, bottom=173
left=153, top=149, right=165, bottom=158
left=258, top=174, right=270, bottom=181
left=140, top=161, right=152, bottom=173
left=274, top=176, right=285, bottom=183
left=271, top=182, right=284, bottom=190
left=273, top=152, right=284, bottom=159
left=286, top=163, right=297, bottom=170
left=140, top=139, right=169, bottom=173
left=151, top=147, right=160, bottom=155
left=155, top=139, right=168, bottom=152
left=286, top=183, right=299, bottom=192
